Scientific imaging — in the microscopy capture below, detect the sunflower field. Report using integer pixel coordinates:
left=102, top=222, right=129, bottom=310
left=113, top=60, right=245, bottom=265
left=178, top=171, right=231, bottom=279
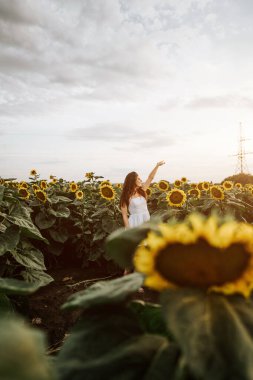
left=1, top=172, right=253, bottom=282
left=3, top=172, right=253, bottom=379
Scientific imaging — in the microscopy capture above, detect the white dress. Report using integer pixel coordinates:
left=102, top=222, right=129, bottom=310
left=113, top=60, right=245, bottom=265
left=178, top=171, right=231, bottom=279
left=128, top=196, right=150, bottom=227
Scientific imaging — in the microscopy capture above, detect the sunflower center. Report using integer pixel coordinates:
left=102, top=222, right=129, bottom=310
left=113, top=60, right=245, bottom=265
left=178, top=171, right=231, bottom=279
left=155, top=239, right=249, bottom=287
left=159, top=182, right=167, bottom=189
left=102, top=187, right=113, bottom=197
left=211, top=188, right=222, bottom=197
left=170, top=192, right=183, bottom=204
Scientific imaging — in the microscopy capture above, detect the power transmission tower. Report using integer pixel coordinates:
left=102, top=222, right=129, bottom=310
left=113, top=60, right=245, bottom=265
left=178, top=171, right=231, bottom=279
left=231, top=123, right=253, bottom=174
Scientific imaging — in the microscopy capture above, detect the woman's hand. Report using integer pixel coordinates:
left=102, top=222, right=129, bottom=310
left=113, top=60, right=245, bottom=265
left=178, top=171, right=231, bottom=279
left=157, top=160, right=165, bottom=167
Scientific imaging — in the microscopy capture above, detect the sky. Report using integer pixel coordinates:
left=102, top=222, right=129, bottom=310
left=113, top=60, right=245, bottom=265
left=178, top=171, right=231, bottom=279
left=1, top=0, right=253, bottom=183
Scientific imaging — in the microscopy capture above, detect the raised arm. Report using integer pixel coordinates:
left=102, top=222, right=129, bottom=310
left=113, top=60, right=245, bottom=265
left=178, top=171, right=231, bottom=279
left=142, top=160, right=165, bottom=190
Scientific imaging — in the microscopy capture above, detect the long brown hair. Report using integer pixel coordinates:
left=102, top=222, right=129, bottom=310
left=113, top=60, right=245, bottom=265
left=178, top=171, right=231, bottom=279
left=120, top=171, right=147, bottom=208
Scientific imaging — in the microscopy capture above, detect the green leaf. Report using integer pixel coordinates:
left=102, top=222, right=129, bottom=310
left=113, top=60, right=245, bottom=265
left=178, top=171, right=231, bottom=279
left=0, top=294, right=14, bottom=316
left=0, top=185, right=4, bottom=202
left=21, top=268, right=54, bottom=287
left=129, top=300, right=169, bottom=338
left=47, top=205, right=70, bottom=218
left=35, top=212, right=56, bottom=229
left=10, top=240, right=46, bottom=270
left=0, top=277, right=41, bottom=295
left=50, top=195, right=72, bottom=203
left=161, top=288, right=253, bottom=380
left=49, top=227, right=69, bottom=243
left=0, top=225, right=20, bottom=256
left=93, top=229, right=107, bottom=241
left=6, top=215, right=48, bottom=242
left=57, top=304, right=169, bottom=380
left=144, top=342, right=181, bottom=380
left=61, top=272, right=144, bottom=311
left=105, top=223, right=159, bottom=269
left=102, top=218, right=117, bottom=233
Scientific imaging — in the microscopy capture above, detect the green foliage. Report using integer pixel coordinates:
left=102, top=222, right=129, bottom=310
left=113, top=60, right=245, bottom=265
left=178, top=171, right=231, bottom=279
left=57, top=274, right=180, bottom=380
left=0, top=185, right=52, bottom=285
left=161, top=288, right=253, bottom=380
left=61, top=272, right=144, bottom=311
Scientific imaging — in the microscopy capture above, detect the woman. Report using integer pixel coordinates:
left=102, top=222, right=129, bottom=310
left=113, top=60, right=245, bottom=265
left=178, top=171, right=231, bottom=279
left=120, top=161, right=165, bottom=228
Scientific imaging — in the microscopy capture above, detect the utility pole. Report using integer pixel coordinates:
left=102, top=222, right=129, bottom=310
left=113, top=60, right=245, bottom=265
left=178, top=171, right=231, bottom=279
left=231, top=123, right=253, bottom=174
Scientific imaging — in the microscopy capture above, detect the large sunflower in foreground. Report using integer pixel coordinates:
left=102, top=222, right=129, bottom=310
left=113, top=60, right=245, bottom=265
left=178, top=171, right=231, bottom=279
left=158, top=180, right=170, bottom=191
left=166, top=189, right=186, bottom=207
left=134, top=214, right=253, bottom=297
left=99, top=184, right=115, bottom=201
left=210, top=185, right=224, bottom=200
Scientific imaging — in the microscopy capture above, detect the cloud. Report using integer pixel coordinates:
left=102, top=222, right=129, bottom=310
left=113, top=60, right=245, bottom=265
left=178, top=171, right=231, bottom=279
left=70, top=124, right=175, bottom=150
left=186, top=95, right=253, bottom=109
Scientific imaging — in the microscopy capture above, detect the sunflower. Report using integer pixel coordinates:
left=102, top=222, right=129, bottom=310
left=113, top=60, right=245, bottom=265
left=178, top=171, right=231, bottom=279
left=100, top=180, right=111, bottom=187
left=40, top=180, right=47, bottom=190
left=188, top=188, right=201, bottom=198
left=202, top=181, right=210, bottom=191
left=222, top=181, right=233, bottom=191
left=49, top=175, right=55, bottom=180
left=115, top=183, right=122, bottom=189
left=133, top=213, right=253, bottom=297
left=51, top=178, right=58, bottom=184
left=32, top=184, right=40, bottom=192
left=69, top=182, right=78, bottom=192
left=30, top=169, right=37, bottom=176
left=197, top=182, right=203, bottom=191
left=235, top=183, right=243, bottom=189
left=146, top=187, right=152, bottom=197
left=99, top=184, right=115, bottom=201
left=166, top=189, right=186, bottom=207
left=18, top=188, right=30, bottom=200
left=75, top=190, right=84, bottom=200
left=190, top=183, right=197, bottom=189
left=174, top=179, right=182, bottom=188
left=85, top=172, right=94, bottom=179
left=35, top=189, right=47, bottom=203
left=0, top=178, right=4, bottom=185
left=181, top=177, right=187, bottom=183
left=210, top=185, right=224, bottom=200
left=158, top=180, right=170, bottom=191
left=19, top=181, right=28, bottom=189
